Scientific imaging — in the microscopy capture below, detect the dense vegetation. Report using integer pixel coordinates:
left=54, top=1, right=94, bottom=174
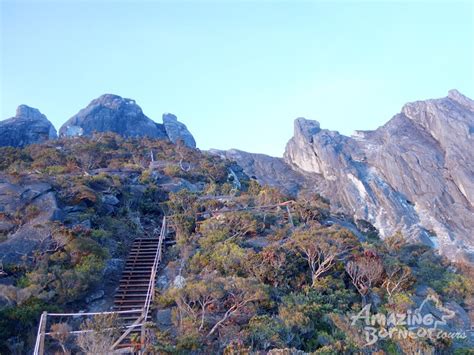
left=0, top=134, right=472, bottom=354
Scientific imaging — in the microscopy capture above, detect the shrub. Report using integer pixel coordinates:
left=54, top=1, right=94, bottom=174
left=0, top=298, right=60, bottom=353
left=246, top=315, right=286, bottom=350
left=25, top=205, right=41, bottom=219
left=76, top=314, right=122, bottom=354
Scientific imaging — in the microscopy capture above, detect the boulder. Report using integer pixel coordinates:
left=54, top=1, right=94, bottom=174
left=162, top=113, right=196, bottom=148
left=102, top=258, right=124, bottom=285
left=102, top=194, right=119, bottom=206
left=0, top=177, right=61, bottom=264
left=85, top=290, right=105, bottom=304
left=155, top=308, right=173, bottom=330
left=0, top=105, right=57, bottom=147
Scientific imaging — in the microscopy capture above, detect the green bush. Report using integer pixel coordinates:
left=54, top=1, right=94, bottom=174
left=0, top=298, right=60, bottom=353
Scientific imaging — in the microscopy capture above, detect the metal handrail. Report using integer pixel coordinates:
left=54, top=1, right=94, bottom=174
left=110, top=216, right=167, bottom=351
left=46, top=309, right=143, bottom=317
left=33, top=309, right=144, bottom=355
left=33, top=217, right=168, bottom=355
left=142, top=216, right=166, bottom=319
left=33, top=312, right=46, bottom=355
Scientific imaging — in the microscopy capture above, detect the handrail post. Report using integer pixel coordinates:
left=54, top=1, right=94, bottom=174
left=34, top=311, right=47, bottom=355
left=286, top=205, right=294, bottom=227
left=140, top=317, right=146, bottom=354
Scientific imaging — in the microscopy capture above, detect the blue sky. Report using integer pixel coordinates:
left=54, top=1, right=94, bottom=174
left=1, top=1, right=473, bottom=156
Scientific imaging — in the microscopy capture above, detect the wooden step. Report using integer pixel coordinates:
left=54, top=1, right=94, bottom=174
left=114, top=302, right=147, bottom=307
left=115, top=297, right=147, bottom=302
left=129, top=249, right=159, bottom=253
left=119, top=275, right=150, bottom=287
left=125, top=259, right=156, bottom=262
left=118, top=284, right=151, bottom=288
left=126, top=255, right=156, bottom=259
left=119, top=274, right=152, bottom=278
left=126, top=257, right=156, bottom=261
left=118, top=282, right=152, bottom=286
left=123, top=263, right=155, bottom=268
left=117, top=282, right=149, bottom=288
left=122, top=267, right=153, bottom=271
left=114, top=291, right=147, bottom=296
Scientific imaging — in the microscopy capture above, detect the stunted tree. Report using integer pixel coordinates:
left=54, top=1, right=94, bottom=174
left=251, top=245, right=291, bottom=288
left=50, top=322, right=72, bottom=354
left=383, top=262, right=414, bottom=302
left=256, top=186, right=288, bottom=206
left=76, top=313, right=122, bottom=354
left=293, top=190, right=330, bottom=223
left=167, top=276, right=267, bottom=338
left=384, top=230, right=407, bottom=254
left=345, top=250, right=384, bottom=304
left=171, top=275, right=224, bottom=331
left=198, top=211, right=259, bottom=240
left=168, top=190, right=198, bottom=240
left=290, top=226, right=357, bottom=286
left=168, top=189, right=198, bottom=216
left=207, top=277, right=268, bottom=336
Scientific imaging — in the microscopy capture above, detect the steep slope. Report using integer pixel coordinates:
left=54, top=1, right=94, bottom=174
left=1, top=118, right=473, bottom=354
left=0, top=105, right=57, bottom=147
left=224, top=91, right=474, bottom=262
left=210, top=148, right=311, bottom=195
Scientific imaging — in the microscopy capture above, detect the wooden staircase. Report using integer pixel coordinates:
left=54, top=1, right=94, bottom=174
left=114, top=238, right=160, bottom=322
left=110, top=217, right=175, bottom=352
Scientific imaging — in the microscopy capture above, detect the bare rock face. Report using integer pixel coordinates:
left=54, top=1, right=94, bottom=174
left=0, top=105, right=57, bottom=147
left=59, top=94, right=169, bottom=139
left=162, top=113, right=196, bottom=148
left=283, top=90, right=474, bottom=262
left=0, top=176, right=62, bottom=264
left=222, top=91, right=473, bottom=262
left=210, top=149, right=311, bottom=196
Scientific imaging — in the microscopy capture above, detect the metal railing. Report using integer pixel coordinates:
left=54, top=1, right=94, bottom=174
left=110, top=216, right=167, bottom=351
left=33, top=216, right=168, bottom=355
left=33, top=309, right=143, bottom=355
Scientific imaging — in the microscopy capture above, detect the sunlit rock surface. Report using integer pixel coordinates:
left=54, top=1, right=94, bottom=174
left=0, top=105, right=57, bottom=147
left=59, top=94, right=169, bottom=139
left=223, top=91, right=474, bottom=262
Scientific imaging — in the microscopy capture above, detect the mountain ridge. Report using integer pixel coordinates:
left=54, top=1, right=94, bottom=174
left=0, top=94, right=197, bottom=149
left=1, top=90, right=472, bottom=262
left=218, top=90, right=474, bottom=263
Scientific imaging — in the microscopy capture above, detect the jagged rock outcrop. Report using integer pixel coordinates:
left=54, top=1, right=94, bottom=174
left=59, top=94, right=169, bottom=139
left=162, top=113, right=196, bottom=148
left=210, top=149, right=310, bottom=195
left=0, top=105, right=57, bottom=147
left=0, top=176, right=62, bottom=264
left=224, top=90, right=474, bottom=262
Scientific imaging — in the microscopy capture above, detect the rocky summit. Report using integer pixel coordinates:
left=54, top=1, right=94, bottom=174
left=59, top=94, right=169, bottom=139
left=0, top=105, right=57, bottom=147
left=223, top=90, right=474, bottom=263
left=1, top=94, right=199, bottom=149
left=1, top=90, right=473, bottom=354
